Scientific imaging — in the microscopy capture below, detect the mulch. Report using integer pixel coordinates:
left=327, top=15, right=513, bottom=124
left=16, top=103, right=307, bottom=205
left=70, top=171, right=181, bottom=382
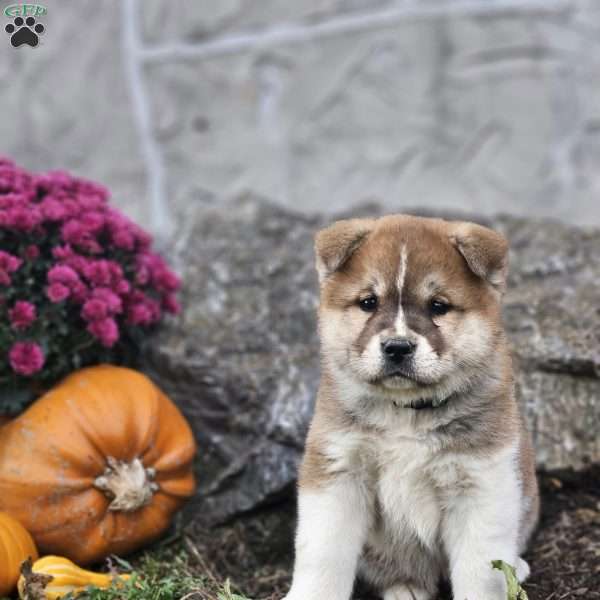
left=522, top=466, right=600, bottom=600
left=187, top=466, right=600, bottom=600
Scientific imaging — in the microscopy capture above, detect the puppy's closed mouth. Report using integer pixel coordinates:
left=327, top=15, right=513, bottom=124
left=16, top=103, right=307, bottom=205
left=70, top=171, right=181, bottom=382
left=370, top=370, right=427, bottom=387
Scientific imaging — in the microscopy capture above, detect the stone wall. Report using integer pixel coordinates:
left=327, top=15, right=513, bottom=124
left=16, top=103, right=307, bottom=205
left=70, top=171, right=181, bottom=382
left=1, top=0, right=600, bottom=235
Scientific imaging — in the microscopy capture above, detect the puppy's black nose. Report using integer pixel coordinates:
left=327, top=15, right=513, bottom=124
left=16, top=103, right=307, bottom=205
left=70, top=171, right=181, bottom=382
left=382, top=338, right=415, bottom=363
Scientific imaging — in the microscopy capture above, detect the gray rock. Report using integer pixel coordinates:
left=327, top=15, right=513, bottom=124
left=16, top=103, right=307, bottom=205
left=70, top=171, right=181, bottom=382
left=144, top=197, right=321, bottom=524
left=496, top=216, right=600, bottom=470
left=144, top=196, right=600, bottom=525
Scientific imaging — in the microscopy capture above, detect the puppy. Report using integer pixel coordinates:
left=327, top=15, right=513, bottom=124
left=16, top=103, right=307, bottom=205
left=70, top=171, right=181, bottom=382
left=285, top=215, right=539, bottom=600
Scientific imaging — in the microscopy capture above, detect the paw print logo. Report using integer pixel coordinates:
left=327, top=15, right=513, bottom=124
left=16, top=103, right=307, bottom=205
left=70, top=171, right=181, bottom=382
left=5, top=16, right=44, bottom=47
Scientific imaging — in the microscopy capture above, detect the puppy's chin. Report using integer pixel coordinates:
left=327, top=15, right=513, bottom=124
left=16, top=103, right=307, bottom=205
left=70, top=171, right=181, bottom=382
left=367, top=368, right=438, bottom=390
left=358, top=368, right=458, bottom=404
left=360, top=371, right=440, bottom=399
left=379, top=375, right=419, bottom=391
left=374, top=377, right=442, bottom=402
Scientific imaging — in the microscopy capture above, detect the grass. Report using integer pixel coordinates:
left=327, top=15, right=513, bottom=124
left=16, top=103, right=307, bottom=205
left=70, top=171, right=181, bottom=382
left=72, top=551, right=251, bottom=600
left=10, top=545, right=253, bottom=600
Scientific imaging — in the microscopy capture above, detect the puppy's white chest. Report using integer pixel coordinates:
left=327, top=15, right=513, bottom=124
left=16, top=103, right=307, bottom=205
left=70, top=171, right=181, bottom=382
left=374, top=439, right=467, bottom=550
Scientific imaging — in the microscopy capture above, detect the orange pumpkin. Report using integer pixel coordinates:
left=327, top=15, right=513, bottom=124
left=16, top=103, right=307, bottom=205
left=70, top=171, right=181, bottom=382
left=0, top=365, right=196, bottom=564
left=0, top=511, right=38, bottom=596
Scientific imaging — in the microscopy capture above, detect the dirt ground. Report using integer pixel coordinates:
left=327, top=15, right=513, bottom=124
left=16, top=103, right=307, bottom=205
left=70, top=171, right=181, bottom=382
left=187, top=466, right=600, bottom=600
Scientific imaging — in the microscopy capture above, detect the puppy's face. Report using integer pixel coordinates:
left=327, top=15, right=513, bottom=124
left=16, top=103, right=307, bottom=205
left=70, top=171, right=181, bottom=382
left=316, top=215, right=508, bottom=405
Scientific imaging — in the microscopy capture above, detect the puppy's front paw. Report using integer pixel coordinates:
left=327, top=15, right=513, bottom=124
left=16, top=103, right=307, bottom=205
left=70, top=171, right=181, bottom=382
left=282, top=594, right=316, bottom=600
left=453, top=567, right=507, bottom=600
left=282, top=591, right=314, bottom=600
left=515, top=557, right=530, bottom=582
left=384, top=584, right=433, bottom=600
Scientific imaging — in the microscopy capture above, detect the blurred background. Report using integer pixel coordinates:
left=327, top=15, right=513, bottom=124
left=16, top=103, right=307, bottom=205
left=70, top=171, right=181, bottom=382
left=1, top=0, right=599, bottom=237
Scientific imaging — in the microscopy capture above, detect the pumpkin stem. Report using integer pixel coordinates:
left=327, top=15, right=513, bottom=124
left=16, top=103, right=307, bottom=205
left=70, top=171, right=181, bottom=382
left=94, top=457, right=159, bottom=512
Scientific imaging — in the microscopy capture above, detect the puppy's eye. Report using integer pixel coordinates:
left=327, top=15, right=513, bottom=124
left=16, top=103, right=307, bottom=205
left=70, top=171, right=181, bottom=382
left=358, top=295, right=378, bottom=312
left=429, top=299, right=451, bottom=316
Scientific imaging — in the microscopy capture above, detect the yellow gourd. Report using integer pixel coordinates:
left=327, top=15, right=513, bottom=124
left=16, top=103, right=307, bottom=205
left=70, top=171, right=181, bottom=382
left=18, top=556, right=130, bottom=599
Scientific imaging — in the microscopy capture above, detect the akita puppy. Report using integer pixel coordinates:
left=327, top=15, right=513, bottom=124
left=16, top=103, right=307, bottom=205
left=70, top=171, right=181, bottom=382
left=285, top=215, right=539, bottom=600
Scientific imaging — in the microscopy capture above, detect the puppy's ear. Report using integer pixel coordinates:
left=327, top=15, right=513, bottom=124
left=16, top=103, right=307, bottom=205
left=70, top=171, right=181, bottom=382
left=449, top=222, right=509, bottom=292
left=315, top=218, right=376, bottom=283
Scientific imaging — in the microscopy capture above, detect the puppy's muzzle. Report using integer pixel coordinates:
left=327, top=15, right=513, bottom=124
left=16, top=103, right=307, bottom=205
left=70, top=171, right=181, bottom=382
left=381, top=337, right=416, bottom=366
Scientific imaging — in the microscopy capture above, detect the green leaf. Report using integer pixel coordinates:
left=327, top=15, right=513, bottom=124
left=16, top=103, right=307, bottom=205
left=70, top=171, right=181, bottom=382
left=492, top=560, right=529, bottom=600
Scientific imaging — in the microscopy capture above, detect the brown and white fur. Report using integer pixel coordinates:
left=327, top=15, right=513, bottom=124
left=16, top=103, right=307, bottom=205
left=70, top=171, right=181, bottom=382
left=284, top=215, right=539, bottom=600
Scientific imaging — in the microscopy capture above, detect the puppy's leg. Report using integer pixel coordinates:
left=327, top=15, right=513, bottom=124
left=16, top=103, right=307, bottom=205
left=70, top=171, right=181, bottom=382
left=284, top=476, right=368, bottom=600
left=442, top=447, right=522, bottom=600
left=383, top=584, right=433, bottom=600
